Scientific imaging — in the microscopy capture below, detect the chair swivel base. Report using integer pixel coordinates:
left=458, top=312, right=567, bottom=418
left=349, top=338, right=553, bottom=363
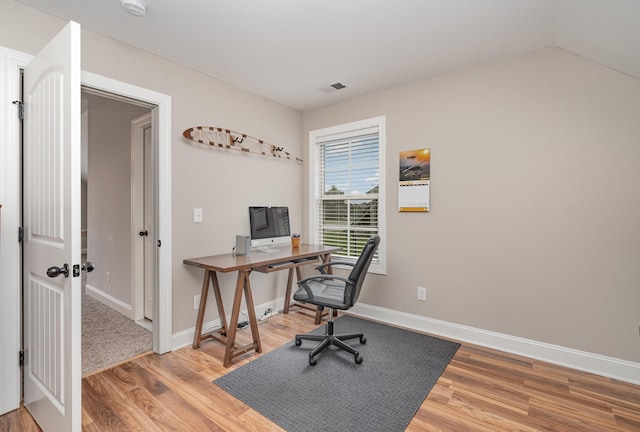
left=294, top=320, right=366, bottom=366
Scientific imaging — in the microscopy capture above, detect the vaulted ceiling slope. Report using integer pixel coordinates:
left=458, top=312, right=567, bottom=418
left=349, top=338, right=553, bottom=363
left=16, top=0, right=640, bottom=111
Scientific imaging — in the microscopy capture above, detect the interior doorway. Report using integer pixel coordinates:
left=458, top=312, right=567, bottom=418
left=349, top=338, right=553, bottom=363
left=81, top=71, right=173, bottom=356
left=80, top=90, right=154, bottom=373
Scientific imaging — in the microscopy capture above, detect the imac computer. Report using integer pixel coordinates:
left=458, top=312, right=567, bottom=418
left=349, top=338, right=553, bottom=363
left=249, top=206, right=291, bottom=252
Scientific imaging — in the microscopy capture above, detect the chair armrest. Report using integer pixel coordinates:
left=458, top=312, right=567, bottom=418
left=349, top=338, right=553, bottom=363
left=315, top=261, right=355, bottom=274
left=297, top=274, right=352, bottom=302
left=298, top=274, right=352, bottom=286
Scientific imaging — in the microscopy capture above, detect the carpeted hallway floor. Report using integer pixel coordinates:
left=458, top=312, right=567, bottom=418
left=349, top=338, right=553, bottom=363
left=81, top=257, right=152, bottom=374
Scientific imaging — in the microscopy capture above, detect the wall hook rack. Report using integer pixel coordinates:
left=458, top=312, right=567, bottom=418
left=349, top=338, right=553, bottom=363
left=183, top=126, right=303, bottom=163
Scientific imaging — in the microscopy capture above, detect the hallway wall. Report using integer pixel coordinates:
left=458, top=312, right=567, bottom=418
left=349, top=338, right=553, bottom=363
left=84, top=94, right=149, bottom=316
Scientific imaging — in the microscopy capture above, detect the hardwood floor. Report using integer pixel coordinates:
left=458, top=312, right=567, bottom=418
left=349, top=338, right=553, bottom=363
left=2, top=310, right=639, bottom=431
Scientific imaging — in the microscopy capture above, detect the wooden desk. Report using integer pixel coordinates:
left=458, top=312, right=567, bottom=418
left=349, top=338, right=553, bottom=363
left=183, top=244, right=340, bottom=367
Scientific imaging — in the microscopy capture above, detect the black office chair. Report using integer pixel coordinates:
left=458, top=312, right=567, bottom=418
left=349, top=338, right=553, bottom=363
left=293, top=235, right=380, bottom=365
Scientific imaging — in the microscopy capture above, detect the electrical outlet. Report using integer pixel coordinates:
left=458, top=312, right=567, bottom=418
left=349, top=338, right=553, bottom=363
left=106, top=272, right=111, bottom=284
left=417, top=286, right=427, bottom=301
left=194, top=294, right=201, bottom=310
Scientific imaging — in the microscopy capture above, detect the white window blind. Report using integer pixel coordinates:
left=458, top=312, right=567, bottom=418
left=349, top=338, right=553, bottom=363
left=309, top=117, right=385, bottom=273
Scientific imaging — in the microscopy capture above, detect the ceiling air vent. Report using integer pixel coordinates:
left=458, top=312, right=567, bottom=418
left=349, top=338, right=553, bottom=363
left=320, top=82, right=348, bottom=93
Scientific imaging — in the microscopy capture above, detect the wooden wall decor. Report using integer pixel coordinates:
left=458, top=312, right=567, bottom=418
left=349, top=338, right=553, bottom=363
left=183, top=126, right=303, bottom=163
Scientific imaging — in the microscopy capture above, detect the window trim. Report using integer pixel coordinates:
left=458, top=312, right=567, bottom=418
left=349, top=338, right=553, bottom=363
left=308, top=116, right=386, bottom=274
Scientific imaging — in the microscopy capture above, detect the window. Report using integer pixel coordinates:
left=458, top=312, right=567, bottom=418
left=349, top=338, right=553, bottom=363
left=309, top=116, right=385, bottom=274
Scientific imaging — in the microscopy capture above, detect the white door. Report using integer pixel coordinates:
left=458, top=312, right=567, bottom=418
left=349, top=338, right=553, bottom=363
left=143, top=124, right=154, bottom=320
left=132, top=113, right=153, bottom=321
left=23, top=21, right=82, bottom=432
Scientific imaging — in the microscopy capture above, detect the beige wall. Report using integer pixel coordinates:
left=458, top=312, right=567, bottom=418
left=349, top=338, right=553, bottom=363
left=0, top=0, right=303, bottom=334
left=81, top=29, right=303, bottom=334
left=85, top=95, right=149, bottom=309
left=303, top=47, right=640, bottom=363
left=3, top=0, right=638, bottom=364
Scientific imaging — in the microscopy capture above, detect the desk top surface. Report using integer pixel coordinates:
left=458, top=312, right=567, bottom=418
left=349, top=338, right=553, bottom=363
left=183, top=244, right=341, bottom=272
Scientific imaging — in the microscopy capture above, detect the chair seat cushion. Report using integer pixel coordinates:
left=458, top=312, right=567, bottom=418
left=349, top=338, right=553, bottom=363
left=293, top=279, right=347, bottom=309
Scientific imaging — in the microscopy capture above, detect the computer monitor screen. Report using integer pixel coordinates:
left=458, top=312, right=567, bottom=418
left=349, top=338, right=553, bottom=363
left=249, top=206, right=291, bottom=249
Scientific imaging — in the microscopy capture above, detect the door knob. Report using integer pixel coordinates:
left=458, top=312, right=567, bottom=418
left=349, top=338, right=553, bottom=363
left=47, top=263, right=69, bottom=278
left=82, top=262, right=95, bottom=272
left=139, top=230, right=148, bottom=237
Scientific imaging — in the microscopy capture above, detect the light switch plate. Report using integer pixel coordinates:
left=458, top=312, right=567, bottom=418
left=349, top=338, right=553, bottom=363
left=193, top=208, right=203, bottom=223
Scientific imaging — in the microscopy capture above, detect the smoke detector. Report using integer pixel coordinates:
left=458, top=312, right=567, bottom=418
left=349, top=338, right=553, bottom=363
left=121, top=0, right=147, bottom=16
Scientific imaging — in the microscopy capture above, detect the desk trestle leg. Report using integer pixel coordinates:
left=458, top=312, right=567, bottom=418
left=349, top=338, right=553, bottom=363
left=193, top=270, right=211, bottom=349
left=222, top=270, right=261, bottom=367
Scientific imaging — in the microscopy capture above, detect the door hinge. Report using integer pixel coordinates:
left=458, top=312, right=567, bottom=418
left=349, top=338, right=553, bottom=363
left=12, top=100, right=24, bottom=120
left=19, top=351, right=24, bottom=367
left=18, top=227, right=24, bottom=243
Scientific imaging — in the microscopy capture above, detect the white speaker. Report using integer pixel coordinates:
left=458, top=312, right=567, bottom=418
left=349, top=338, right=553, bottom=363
left=235, top=235, right=251, bottom=255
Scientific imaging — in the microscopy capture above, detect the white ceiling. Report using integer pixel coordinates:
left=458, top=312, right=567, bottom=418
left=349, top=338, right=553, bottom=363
left=16, top=0, right=640, bottom=111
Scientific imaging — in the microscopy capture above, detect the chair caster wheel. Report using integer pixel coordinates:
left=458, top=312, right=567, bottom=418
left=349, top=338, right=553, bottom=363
left=295, top=337, right=302, bottom=346
left=360, top=336, right=367, bottom=344
left=355, top=353, right=363, bottom=364
left=309, top=356, right=317, bottom=366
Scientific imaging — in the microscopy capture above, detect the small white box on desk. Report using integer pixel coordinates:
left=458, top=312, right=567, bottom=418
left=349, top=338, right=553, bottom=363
left=235, top=235, right=251, bottom=255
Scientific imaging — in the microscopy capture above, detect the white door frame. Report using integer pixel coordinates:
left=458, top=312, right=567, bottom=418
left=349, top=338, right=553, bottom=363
left=0, top=46, right=172, bottom=415
left=81, top=71, right=172, bottom=355
left=0, top=45, right=32, bottom=416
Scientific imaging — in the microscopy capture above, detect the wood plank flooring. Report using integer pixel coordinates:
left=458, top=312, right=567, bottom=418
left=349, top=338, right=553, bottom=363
left=2, top=310, right=639, bottom=431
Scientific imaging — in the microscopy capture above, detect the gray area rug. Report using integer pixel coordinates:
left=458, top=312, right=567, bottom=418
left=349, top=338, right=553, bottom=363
left=81, top=288, right=152, bottom=374
left=215, top=315, right=460, bottom=432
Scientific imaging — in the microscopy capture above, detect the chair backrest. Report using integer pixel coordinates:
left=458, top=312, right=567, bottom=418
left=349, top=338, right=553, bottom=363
left=344, top=235, right=381, bottom=307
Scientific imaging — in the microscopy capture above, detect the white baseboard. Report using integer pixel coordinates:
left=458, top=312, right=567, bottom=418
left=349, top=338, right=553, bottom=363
left=348, top=303, right=640, bottom=385
left=85, top=284, right=133, bottom=320
left=171, top=297, right=285, bottom=350
left=171, top=297, right=640, bottom=385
